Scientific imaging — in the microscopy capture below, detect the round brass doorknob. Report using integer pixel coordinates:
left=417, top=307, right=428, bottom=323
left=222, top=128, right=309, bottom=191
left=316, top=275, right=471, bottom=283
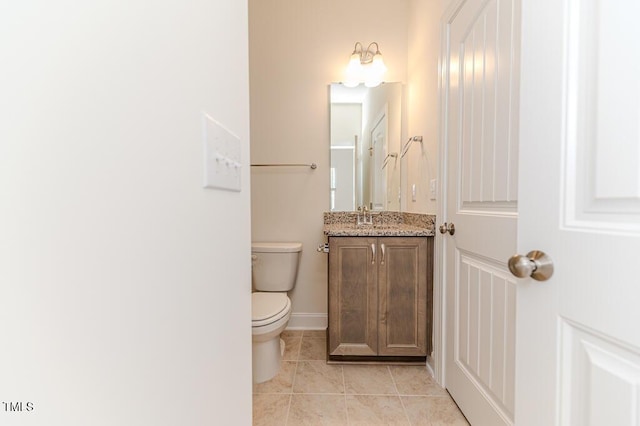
left=439, top=222, right=455, bottom=235
left=508, top=250, right=554, bottom=281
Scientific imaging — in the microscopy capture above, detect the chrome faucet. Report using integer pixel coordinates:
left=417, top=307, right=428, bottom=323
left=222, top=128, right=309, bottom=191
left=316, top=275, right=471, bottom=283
left=357, top=205, right=373, bottom=225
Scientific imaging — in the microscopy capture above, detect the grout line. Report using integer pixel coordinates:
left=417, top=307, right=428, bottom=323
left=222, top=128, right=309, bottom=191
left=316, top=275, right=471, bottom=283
left=388, top=365, right=400, bottom=396
left=283, top=393, right=292, bottom=426
left=294, top=336, right=302, bottom=361
left=283, top=360, right=297, bottom=426
left=389, top=366, right=413, bottom=425
left=261, top=391, right=451, bottom=397
left=297, top=335, right=326, bottom=362
left=341, top=365, right=349, bottom=425
left=290, top=360, right=299, bottom=396
left=254, top=389, right=452, bottom=397
left=316, top=392, right=401, bottom=396
left=288, top=392, right=347, bottom=395
left=397, top=395, right=412, bottom=425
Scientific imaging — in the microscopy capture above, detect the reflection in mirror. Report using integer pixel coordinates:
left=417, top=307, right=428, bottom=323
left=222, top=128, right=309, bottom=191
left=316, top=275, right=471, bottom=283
left=330, top=83, right=404, bottom=212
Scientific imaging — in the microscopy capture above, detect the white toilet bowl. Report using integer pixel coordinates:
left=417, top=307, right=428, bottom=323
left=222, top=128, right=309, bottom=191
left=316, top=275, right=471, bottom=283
left=251, top=292, right=292, bottom=383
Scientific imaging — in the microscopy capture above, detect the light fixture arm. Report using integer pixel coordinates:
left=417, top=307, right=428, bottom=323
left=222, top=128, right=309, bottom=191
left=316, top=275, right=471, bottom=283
left=351, top=42, right=382, bottom=65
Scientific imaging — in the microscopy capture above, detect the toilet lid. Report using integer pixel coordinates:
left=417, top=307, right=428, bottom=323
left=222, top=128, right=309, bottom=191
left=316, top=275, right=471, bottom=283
left=252, top=293, right=290, bottom=326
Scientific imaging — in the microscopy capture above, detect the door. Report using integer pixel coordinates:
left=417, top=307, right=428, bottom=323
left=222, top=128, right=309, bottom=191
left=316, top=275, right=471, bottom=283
left=328, top=237, right=378, bottom=356
left=516, top=1, right=640, bottom=424
left=378, top=237, right=430, bottom=357
left=441, top=0, right=520, bottom=424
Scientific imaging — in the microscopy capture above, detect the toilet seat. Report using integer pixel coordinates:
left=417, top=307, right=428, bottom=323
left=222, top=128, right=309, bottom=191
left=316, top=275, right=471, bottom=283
left=252, top=293, right=291, bottom=327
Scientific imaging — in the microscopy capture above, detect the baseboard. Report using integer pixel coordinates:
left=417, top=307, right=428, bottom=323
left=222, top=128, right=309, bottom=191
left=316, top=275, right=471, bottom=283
left=426, top=358, right=436, bottom=378
left=286, top=312, right=328, bottom=330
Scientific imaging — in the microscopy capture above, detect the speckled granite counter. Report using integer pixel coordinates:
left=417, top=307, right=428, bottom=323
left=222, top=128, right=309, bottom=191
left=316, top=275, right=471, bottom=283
left=323, top=212, right=436, bottom=237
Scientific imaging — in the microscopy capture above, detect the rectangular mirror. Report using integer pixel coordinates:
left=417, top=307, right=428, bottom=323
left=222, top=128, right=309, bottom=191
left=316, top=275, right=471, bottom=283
left=330, top=82, right=404, bottom=212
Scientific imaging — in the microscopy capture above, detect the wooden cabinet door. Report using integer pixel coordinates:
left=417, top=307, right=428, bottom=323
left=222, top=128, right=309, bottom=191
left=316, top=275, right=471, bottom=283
left=378, top=237, right=430, bottom=356
left=328, top=237, right=378, bottom=356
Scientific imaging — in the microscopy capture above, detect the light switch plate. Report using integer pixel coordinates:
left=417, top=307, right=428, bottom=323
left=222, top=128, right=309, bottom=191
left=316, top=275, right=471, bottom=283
left=203, top=112, right=241, bottom=192
left=429, top=179, right=437, bottom=200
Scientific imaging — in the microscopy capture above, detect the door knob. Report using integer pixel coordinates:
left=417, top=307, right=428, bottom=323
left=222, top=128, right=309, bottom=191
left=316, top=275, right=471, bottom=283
left=439, top=222, right=455, bottom=235
left=508, top=250, right=554, bottom=281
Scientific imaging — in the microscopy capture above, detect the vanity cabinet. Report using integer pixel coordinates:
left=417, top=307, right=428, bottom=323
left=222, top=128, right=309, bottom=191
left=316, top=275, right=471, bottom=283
left=328, top=236, right=433, bottom=360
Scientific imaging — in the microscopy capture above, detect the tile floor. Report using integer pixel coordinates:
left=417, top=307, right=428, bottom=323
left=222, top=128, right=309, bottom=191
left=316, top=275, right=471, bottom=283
left=253, top=330, right=469, bottom=426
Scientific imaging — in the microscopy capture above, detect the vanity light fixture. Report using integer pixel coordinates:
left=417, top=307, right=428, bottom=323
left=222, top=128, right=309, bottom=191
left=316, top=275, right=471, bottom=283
left=400, top=136, right=423, bottom=158
left=343, top=42, right=388, bottom=88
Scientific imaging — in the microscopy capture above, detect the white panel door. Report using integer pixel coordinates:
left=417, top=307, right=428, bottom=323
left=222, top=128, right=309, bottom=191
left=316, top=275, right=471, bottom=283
left=441, top=0, right=520, bottom=424
left=516, top=0, right=640, bottom=424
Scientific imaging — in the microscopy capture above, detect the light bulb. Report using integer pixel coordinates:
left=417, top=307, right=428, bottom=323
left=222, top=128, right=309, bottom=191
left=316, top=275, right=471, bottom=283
left=364, top=53, right=387, bottom=87
left=371, top=53, right=387, bottom=73
left=343, top=53, right=362, bottom=87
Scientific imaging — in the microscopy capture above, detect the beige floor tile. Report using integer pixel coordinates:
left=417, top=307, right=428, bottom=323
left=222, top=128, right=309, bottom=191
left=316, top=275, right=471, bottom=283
left=283, top=336, right=302, bottom=361
left=254, top=361, right=297, bottom=394
left=293, top=361, right=344, bottom=394
left=302, top=330, right=326, bottom=338
left=401, top=396, right=469, bottom=426
left=343, top=365, right=396, bottom=395
left=389, top=366, right=448, bottom=396
left=251, top=364, right=468, bottom=426
left=253, top=393, right=291, bottom=426
left=299, top=338, right=326, bottom=361
left=286, top=394, right=348, bottom=425
left=282, top=330, right=303, bottom=338
left=346, top=394, right=410, bottom=425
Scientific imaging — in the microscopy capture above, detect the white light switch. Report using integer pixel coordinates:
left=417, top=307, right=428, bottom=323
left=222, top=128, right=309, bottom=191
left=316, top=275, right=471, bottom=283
left=411, top=184, right=417, bottom=202
left=203, top=112, right=241, bottom=192
left=429, top=179, right=437, bottom=200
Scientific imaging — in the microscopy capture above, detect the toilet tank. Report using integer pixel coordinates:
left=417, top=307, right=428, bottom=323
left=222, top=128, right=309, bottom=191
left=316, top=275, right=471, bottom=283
left=251, top=242, right=302, bottom=292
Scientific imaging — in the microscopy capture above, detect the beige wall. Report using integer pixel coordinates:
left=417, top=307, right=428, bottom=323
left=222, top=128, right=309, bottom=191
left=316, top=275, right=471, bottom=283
left=1, top=1, right=252, bottom=424
left=405, top=0, right=449, bottom=215
left=249, top=0, right=409, bottom=325
left=406, top=0, right=451, bottom=369
left=249, top=0, right=449, bottom=325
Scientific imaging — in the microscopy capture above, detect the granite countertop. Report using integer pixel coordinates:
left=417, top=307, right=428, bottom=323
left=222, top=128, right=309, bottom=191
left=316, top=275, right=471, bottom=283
left=323, top=211, right=436, bottom=237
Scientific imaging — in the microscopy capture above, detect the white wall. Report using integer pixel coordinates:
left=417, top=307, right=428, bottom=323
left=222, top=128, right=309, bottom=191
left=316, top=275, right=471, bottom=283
left=330, top=104, right=361, bottom=211
left=0, top=1, right=252, bottom=425
left=249, top=0, right=409, bottom=325
left=331, top=104, right=361, bottom=148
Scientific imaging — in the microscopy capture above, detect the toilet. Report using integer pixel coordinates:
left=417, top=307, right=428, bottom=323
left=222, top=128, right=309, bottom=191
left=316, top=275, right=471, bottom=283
left=251, top=242, right=302, bottom=383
